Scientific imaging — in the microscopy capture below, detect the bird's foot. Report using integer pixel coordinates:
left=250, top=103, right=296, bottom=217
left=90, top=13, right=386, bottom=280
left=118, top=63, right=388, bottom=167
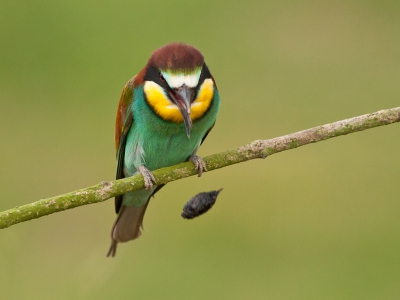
left=138, top=165, right=156, bottom=189
left=190, top=155, right=207, bottom=177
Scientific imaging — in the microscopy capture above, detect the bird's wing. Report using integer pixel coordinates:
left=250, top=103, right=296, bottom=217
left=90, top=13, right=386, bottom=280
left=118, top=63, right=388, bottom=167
left=186, top=122, right=216, bottom=163
left=114, top=76, right=136, bottom=213
left=200, top=122, right=215, bottom=146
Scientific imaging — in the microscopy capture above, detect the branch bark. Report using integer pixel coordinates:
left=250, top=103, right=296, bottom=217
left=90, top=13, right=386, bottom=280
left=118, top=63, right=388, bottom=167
left=1, top=107, right=399, bottom=229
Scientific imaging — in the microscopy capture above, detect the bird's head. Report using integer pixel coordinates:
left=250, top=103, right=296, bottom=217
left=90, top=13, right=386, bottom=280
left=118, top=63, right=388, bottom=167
left=138, top=43, right=215, bottom=138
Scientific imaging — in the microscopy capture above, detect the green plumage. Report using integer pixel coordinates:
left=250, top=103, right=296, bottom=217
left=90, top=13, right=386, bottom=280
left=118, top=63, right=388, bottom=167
left=125, top=85, right=220, bottom=175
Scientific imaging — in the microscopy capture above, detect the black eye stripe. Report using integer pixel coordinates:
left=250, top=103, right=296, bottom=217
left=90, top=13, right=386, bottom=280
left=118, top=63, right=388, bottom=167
left=144, top=66, right=169, bottom=89
left=196, top=63, right=212, bottom=90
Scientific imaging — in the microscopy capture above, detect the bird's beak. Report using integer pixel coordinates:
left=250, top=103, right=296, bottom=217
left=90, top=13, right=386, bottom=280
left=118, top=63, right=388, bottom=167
left=169, top=85, right=194, bottom=138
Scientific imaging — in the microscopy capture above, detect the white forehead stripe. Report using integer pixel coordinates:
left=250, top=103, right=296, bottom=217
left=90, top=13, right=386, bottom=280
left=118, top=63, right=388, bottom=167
left=161, top=70, right=201, bottom=88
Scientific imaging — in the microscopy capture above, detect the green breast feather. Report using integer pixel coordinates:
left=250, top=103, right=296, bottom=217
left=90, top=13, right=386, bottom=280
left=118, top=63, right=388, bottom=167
left=123, top=85, right=220, bottom=176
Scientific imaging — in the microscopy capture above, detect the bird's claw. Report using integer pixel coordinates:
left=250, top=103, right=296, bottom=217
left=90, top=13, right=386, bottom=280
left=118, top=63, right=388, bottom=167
left=190, top=155, right=207, bottom=177
left=138, top=166, right=156, bottom=189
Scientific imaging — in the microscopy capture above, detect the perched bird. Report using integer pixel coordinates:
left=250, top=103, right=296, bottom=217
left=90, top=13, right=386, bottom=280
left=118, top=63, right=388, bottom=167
left=107, top=43, right=220, bottom=257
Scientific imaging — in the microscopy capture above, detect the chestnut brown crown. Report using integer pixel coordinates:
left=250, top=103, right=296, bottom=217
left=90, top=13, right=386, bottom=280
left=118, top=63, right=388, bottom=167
left=147, top=43, right=204, bottom=71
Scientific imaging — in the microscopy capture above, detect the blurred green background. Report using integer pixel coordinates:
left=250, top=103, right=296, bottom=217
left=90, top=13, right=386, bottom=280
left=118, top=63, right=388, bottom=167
left=1, top=1, right=399, bottom=299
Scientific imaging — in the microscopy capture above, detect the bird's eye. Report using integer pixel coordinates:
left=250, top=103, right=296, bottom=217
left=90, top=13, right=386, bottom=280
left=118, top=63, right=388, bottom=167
left=160, top=73, right=166, bottom=82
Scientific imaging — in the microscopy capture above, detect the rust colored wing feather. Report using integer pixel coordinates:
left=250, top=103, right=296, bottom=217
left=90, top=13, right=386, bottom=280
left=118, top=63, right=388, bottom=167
left=114, top=76, right=136, bottom=213
left=115, top=76, right=136, bottom=152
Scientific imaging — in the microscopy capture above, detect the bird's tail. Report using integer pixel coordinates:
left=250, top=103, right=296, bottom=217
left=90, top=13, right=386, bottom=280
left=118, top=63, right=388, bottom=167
left=106, top=201, right=149, bottom=257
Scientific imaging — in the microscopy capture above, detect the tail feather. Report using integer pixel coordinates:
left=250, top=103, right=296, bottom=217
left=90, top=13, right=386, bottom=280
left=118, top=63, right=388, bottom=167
left=106, top=202, right=149, bottom=257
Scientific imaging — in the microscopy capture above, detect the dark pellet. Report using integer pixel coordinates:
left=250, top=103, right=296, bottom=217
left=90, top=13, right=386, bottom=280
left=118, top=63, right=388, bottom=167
left=181, top=189, right=222, bottom=219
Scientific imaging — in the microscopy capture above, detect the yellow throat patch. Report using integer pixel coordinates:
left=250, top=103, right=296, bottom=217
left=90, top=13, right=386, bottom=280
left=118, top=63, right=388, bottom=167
left=144, top=78, right=214, bottom=123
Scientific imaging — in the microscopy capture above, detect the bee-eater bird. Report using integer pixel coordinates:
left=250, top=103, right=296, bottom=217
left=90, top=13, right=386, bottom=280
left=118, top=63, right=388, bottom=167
left=107, top=43, right=220, bottom=257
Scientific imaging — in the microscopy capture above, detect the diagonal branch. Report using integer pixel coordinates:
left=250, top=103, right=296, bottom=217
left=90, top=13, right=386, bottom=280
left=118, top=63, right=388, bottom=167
left=1, top=107, right=399, bottom=229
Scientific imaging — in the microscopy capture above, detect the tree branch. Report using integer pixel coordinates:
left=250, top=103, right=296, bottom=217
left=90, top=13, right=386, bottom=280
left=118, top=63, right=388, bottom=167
left=1, top=107, right=399, bottom=229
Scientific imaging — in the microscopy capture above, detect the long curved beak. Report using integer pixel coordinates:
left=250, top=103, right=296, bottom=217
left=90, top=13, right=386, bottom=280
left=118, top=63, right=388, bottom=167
left=169, top=85, right=194, bottom=138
